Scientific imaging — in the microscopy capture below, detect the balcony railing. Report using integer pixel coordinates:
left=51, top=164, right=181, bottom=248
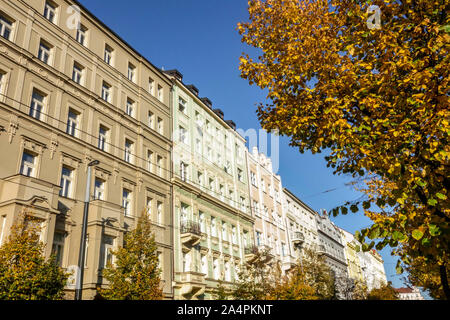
left=180, top=220, right=202, bottom=236
left=291, top=231, right=305, bottom=243
left=244, top=244, right=258, bottom=255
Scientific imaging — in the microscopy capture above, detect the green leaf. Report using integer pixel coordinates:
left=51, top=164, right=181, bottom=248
left=355, top=245, right=361, bottom=252
left=436, top=193, right=447, bottom=200
left=392, top=231, right=403, bottom=241
left=396, top=264, right=404, bottom=274
left=341, top=206, right=348, bottom=215
left=368, top=227, right=380, bottom=239
left=416, top=179, right=427, bottom=187
left=421, top=237, right=431, bottom=246
left=411, top=229, right=424, bottom=240
left=350, top=204, right=359, bottom=213
left=427, top=198, right=437, bottom=206
left=428, top=224, right=440, bottom=236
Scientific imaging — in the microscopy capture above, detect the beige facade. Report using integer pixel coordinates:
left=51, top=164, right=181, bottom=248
left=0, top=0, right=173, bottom=299
left=246, top=147, right=289, bottom=269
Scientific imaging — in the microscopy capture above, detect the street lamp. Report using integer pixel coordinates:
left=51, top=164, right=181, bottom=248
left=75, top=160, right=99, bottom=300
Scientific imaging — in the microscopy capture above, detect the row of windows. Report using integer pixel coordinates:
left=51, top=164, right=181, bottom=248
left=183, top=251, right=238, bottom=282
left=255, top=231, right=287, bottom=256
left=20, top=150, right=165, bottom=222
left=25, top=1, right=167, bottom=102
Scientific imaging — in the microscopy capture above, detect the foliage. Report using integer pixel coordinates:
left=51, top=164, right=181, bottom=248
left=0, top=212, right=68, bottom=300
left=367, top=281, right=399, bottom=300
left=403, top=255, right=448, bottom=300
left=238, top=0, right=449, bottom=298
left=222, top=248, right=334, bottom=300
left=98, top=211, right=163, bottom=300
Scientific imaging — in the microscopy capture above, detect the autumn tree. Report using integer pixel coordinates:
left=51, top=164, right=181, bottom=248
left=98, top=211, right=163, bottom=300
left=0, top=212, right=68, bottom=300
left=238, top=0, right=449, bottom=298
left=367, top=281, right=399, bottom=300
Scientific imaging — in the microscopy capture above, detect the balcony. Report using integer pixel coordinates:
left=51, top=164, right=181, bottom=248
left=291, top=231, right=305, bottom=246
left=177, top=271, right=206, bottom=299
left=180, top=220, right=202, bottom=247
left=244, top=244, right=258, bottom=262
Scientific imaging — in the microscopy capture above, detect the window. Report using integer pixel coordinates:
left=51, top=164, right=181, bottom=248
left=30, top=90, right=45, bottom=120
left=38, top=41, right=52, bottom=65
left=201, top=254, right=207, bottom=275
left=84, top=235, right=89, bottom=267
left=250, top=171, right=257, bottom=186
left=126, top=98, right=135, bottom=117
left=0, top=71, right=5, bottom=95
left=157, top=201, right=163, bottom=224
left=213, top=258, right=219, bottom=279
left=44, top=1, right=57, bottom=23
left=240, top=197, right=246, bottom=212
left=252, top=200, right=259, bottom=216
left=124, top=139, right=133, bottom=163
left=66, top=108, right=80, bottom=137
left=148, top=78, right=154, bottom=95
left=52, top=232, right=65, bottom=267
left=94, top=178, right=105, bottom=200
left=122, top=189, right=132, bottom=216
left=237, top=168, right=243, bottom=182
left=148, top=111, right=155, bottom=129
left=195, top=138, right=201, bottom=153
left=211, top=217, right=216, bottom=237
left=76, top=24, right=87, bottom=46
left=0, top=15, right=13, bottom=40
left=59, top=166, right=73, bottom=198
left=180, top=161, right=188, bottom=181
left=178, top=97, right=187, bottom=113
left=0, top=215, right=7, bottom=246
left=179, top=126, right=187, bottom=144
left=199, top=212, right=205, bottom=233
left=127, top=63, right=136, bottom=82
left=180, top=203, right=189, bottom=222
left=197, top=171, right=203, bottom=185
left=261, top=179, right=265, bottom=192
left=104, top=45, right=113, bottom=65
left=232, top=226, right=237, bottom=244
left=20, top=151, right=36, bottom=177
left=225, top=261, right=231, bottom=282
left=219, top=184, right=225, bottom=199
left=157, top=117, right=163, bottom=134
left=221, top=222, right=227, bottom=242
left=147, top=150, right=153, bottom=172
left=209, top=177, right=215, bottom=191
left=72, top=62, right=84, bottom=85
left=157, top=85, right=163, bottom=102
left=101, top=82, right=111, bottom=102
left=207, top=147, right=212, bottom=161
left=156, top=155, right=163, bottom=176
left=98, top=125, right=109, bottom=151
left=101, top=235, right=114, bottom=269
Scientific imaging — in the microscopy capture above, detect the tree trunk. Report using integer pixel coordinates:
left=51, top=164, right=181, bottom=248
left=439, top=265, right=450, bottom=300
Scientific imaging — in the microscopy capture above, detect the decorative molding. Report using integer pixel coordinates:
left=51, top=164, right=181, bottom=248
left=8, top=113, right=19, bottom=144
left=49, top=132, right=58, bottom=159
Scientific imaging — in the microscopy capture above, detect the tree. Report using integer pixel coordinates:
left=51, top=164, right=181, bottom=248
left=98, top=211, right=163, bottom=300
left=0, top=212, right=68, bottom=300
left=367, top=282, right=399, bottom=300
left=238, top=0, right=449, bottom=298
left=403, top=255, right=447, bottom=300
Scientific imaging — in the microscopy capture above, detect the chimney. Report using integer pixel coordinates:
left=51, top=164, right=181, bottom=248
left=225, top=120, right=236, bottom=130
left=213, top=108, right=224, bottom=119
left=164, top=69, right=183, bottom=81
left=200, top=97, right=212, bottom=109
left=186, top=84, right=199, bottom=96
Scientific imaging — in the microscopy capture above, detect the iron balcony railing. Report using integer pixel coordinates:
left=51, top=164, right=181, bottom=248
left=180, top=220, right=202, bottom=236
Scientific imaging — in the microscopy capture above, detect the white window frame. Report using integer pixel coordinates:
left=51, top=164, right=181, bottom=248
left=60, top=166, right=73, bottom=198
left=104, top=45, right=113, bottom=65
left=122, top=189, right=132, bottom=217
left=127, top=63, right=136, bottom=82
left=30, top=90, right=45, bottom=120
left=76, top=24, right=87, bottom=46
left=148, top=111, right=155, bottom=129
left=20, top=151, right=36, bottom=177
left=0, top=15, right=13, bottom=40
left=179, top=126, right=187, bottom=144
left=126, top=98, right=135, bottom=117
left=157, top=201, right=163, bottom=224
left=44, top=1, right=57, bottom=23
left=94, top=177, right=105, bottom=200
left=72, top=62, right=84, bottom=85
left=38, top=41, right=52, bottom=65
left=178, top=96, right=187, bottom=113
left=66, top=108, right=80, bottom=137
left=157, top=117, right=163, bottom=134
left=124, top=139, right=133, bottom=163
left=147, top=150, right=153, bottom=172
left=157, top=85, right=163, bottom=102
left=148, top=78, right=154, bottom=95
left=156, top=155, right=163, bottom=176
left=98, top=125, right=109, bottom=152
left=101, top=82, right=111, bottom=103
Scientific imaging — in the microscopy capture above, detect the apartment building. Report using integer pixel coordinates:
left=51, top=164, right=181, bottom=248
left=164, top=70, right=254, bottom=300
left=282, top=188, right=320, bottom=269
left=340, top=228, right=364, bottom=284
left=0, top=0, right=174, bottom=299
left=362, top=249, right=387, bottom=291
left=246, top=147, right=290, bottom=271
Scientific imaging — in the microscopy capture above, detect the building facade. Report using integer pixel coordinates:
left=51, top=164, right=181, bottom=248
left=282, top=187, right=319, bottom=269
left=0, top=0, right=174, bottom=299
left=246, top=147, right=290, bottom=271
left=166, top=70, right=254, bottom=300
left=394, top=287, right=425, bottom=300
left=340, top=228, right=364, bottom=284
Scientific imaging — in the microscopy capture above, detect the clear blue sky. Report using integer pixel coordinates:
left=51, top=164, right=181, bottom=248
left=78, top=0, right=423, bottom=296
